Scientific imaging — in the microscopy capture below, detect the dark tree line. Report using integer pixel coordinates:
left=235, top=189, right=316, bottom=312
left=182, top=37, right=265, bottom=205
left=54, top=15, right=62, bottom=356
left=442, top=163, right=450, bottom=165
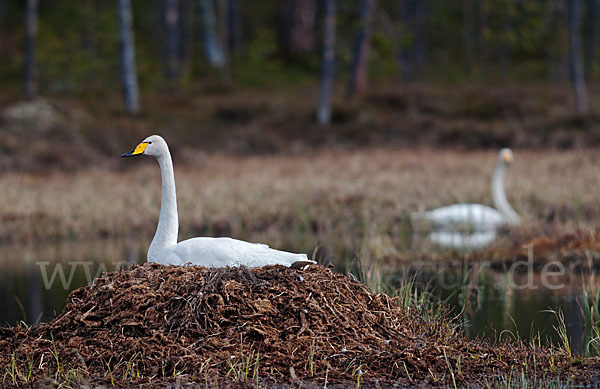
left=584, top=0, right=597, bottom=78
left=399, top=0, right=428, bottom=79
left=0, top=0, right=5, bottom=52
left=279, top=0, right=316, bottom=57
left=13, top=0, right=600, bottom=117
left=24, top=0, right=38, bottom=100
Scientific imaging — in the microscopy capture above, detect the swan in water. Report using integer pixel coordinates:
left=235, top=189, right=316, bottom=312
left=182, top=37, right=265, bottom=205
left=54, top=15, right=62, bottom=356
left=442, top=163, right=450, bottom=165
left=413, top=148, right=520, bottom=230
left=121, top=135, right=314, bottom=268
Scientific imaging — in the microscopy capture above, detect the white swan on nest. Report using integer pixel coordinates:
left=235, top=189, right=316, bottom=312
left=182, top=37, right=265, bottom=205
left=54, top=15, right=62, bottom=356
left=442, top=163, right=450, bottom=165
left=412, top=148, right=520, bottom=230
left=122, top=135, right=314, bottom=268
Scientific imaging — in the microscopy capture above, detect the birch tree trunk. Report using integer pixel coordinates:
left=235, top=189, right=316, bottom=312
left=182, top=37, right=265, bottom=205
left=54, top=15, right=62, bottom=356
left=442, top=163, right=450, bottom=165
left=118, top=0, right=140, bottom=114
left=199, top=0, right=225, bottom=68
left=567, top=0, right=590, bottom=113
left=348, top=0, right=374, bottom=99
left=317, top=0, right=336, bottom=125
left=164, top=0, right=180, bottom=79
left=24, top=0, right=38, bottom=100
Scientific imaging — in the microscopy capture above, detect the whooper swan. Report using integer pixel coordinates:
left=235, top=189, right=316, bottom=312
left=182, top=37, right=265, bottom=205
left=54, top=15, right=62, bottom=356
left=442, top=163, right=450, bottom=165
left=122, top=135, right=315, bottom=268
left=413, top=148, right=520, bottom=230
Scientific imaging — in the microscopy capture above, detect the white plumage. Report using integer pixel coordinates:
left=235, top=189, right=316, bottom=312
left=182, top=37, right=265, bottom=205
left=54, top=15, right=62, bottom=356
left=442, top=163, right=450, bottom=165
left=122, top=135, right=314, bottom=268
left=153, top=237, right=311, bottom=268
left=419, top=203, right=507, bottom=230
left=428, top=229, right=498, bottom=249
left=413, top=148, right=520, bottom=230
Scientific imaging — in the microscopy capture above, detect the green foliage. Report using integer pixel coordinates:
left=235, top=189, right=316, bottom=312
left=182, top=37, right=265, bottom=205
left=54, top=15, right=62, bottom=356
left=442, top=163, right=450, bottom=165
left=231, top=28, right=318, bottom=87
left=0, top=0, right=585, bottom=96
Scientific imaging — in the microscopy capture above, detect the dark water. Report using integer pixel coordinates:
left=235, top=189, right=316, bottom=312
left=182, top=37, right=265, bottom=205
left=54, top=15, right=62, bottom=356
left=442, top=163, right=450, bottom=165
left=0, top=239, right=143, bottom=326
left=397, top=261, right=589, bottom=353
left=0, top=239, right=593, bottom=354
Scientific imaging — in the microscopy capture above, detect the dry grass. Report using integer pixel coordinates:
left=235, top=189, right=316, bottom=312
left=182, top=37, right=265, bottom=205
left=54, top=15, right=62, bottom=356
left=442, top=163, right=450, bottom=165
left=0, top=147, right=598, bottom=265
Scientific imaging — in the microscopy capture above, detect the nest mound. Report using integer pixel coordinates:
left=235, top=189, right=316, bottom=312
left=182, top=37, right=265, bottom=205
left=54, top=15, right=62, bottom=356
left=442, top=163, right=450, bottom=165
left=0, top=264, right=576, bottom=387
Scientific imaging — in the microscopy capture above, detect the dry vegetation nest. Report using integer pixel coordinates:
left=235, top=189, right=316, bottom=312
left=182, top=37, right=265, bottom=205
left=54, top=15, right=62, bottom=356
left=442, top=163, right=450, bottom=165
left=0, top=264, right=584, bottom=387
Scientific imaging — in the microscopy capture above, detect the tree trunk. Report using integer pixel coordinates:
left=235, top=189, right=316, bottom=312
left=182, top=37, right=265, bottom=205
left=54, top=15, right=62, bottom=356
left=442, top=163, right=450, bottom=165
left=547, top=0, right=565, bottom=81
left=0, top=0, right=6, bottom=50
left=473, top=0, right=481, bottom=59
left=567, top=0, right=590, bottom=113
left=317, top=0, right=336, bottom=125
left=348, top=0, right=374, bottom=99
left=198, top=0, right=225, bottom=67
left=499, top=3, right=511, bottom=75
left=217, top=0, right=231, bottom=84
left=584, top=0, right=597, bottom=78
left=178, top=0, right=193, bottom=77
left=280, top=0, right=316, bottom=57
left=227, top=0, right=241, bottom=51
left=164, top=0, right=180, bottom=79
left=414, top=0, right=428, bottom=68
left=82, top=0, right=97, bottom=57
left=462, top=0, right=475, bottom=74
left=24, top=0, right=38, bottom=100
left=118, top=0, right=140, bottom=114
left=398, top=0, right=416, bottom=79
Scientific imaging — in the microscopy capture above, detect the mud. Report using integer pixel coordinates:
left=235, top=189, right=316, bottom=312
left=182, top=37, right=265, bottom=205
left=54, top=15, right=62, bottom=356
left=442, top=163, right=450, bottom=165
left=0, top=264, right=596, bottom=387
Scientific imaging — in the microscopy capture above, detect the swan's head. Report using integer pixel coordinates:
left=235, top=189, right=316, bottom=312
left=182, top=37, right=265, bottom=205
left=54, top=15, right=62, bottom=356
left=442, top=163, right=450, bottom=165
left=498, top=148, right=514, bottom=165
left=121, top=135, right=168, bottom=158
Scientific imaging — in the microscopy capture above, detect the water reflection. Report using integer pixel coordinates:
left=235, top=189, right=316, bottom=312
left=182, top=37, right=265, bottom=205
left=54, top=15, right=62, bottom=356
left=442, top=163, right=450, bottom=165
left=428, top=229, right=498, bottom=249
left=0, top=239, right=143, bottom=326
left=402, top=261, right=592, bottom=353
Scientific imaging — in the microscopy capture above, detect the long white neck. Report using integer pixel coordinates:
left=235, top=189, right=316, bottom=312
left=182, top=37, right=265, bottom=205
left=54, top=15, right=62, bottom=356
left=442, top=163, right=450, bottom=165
left=148, top=150, right=179, bottom=261
left=491, top=162, right=520, bottom=224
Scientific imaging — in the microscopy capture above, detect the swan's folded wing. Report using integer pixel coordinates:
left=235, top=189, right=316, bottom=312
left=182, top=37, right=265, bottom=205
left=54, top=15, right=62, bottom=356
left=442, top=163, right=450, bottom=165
left=423, top=203, right=506, bottom=228
left=167, top=237, right=314, bottom=268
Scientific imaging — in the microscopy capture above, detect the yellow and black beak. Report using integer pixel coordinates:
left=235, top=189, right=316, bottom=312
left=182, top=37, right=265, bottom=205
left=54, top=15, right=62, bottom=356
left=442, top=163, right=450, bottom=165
left=501, top=152, right=513, bottom=164
left=121, top=142, right=149, bottom=158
